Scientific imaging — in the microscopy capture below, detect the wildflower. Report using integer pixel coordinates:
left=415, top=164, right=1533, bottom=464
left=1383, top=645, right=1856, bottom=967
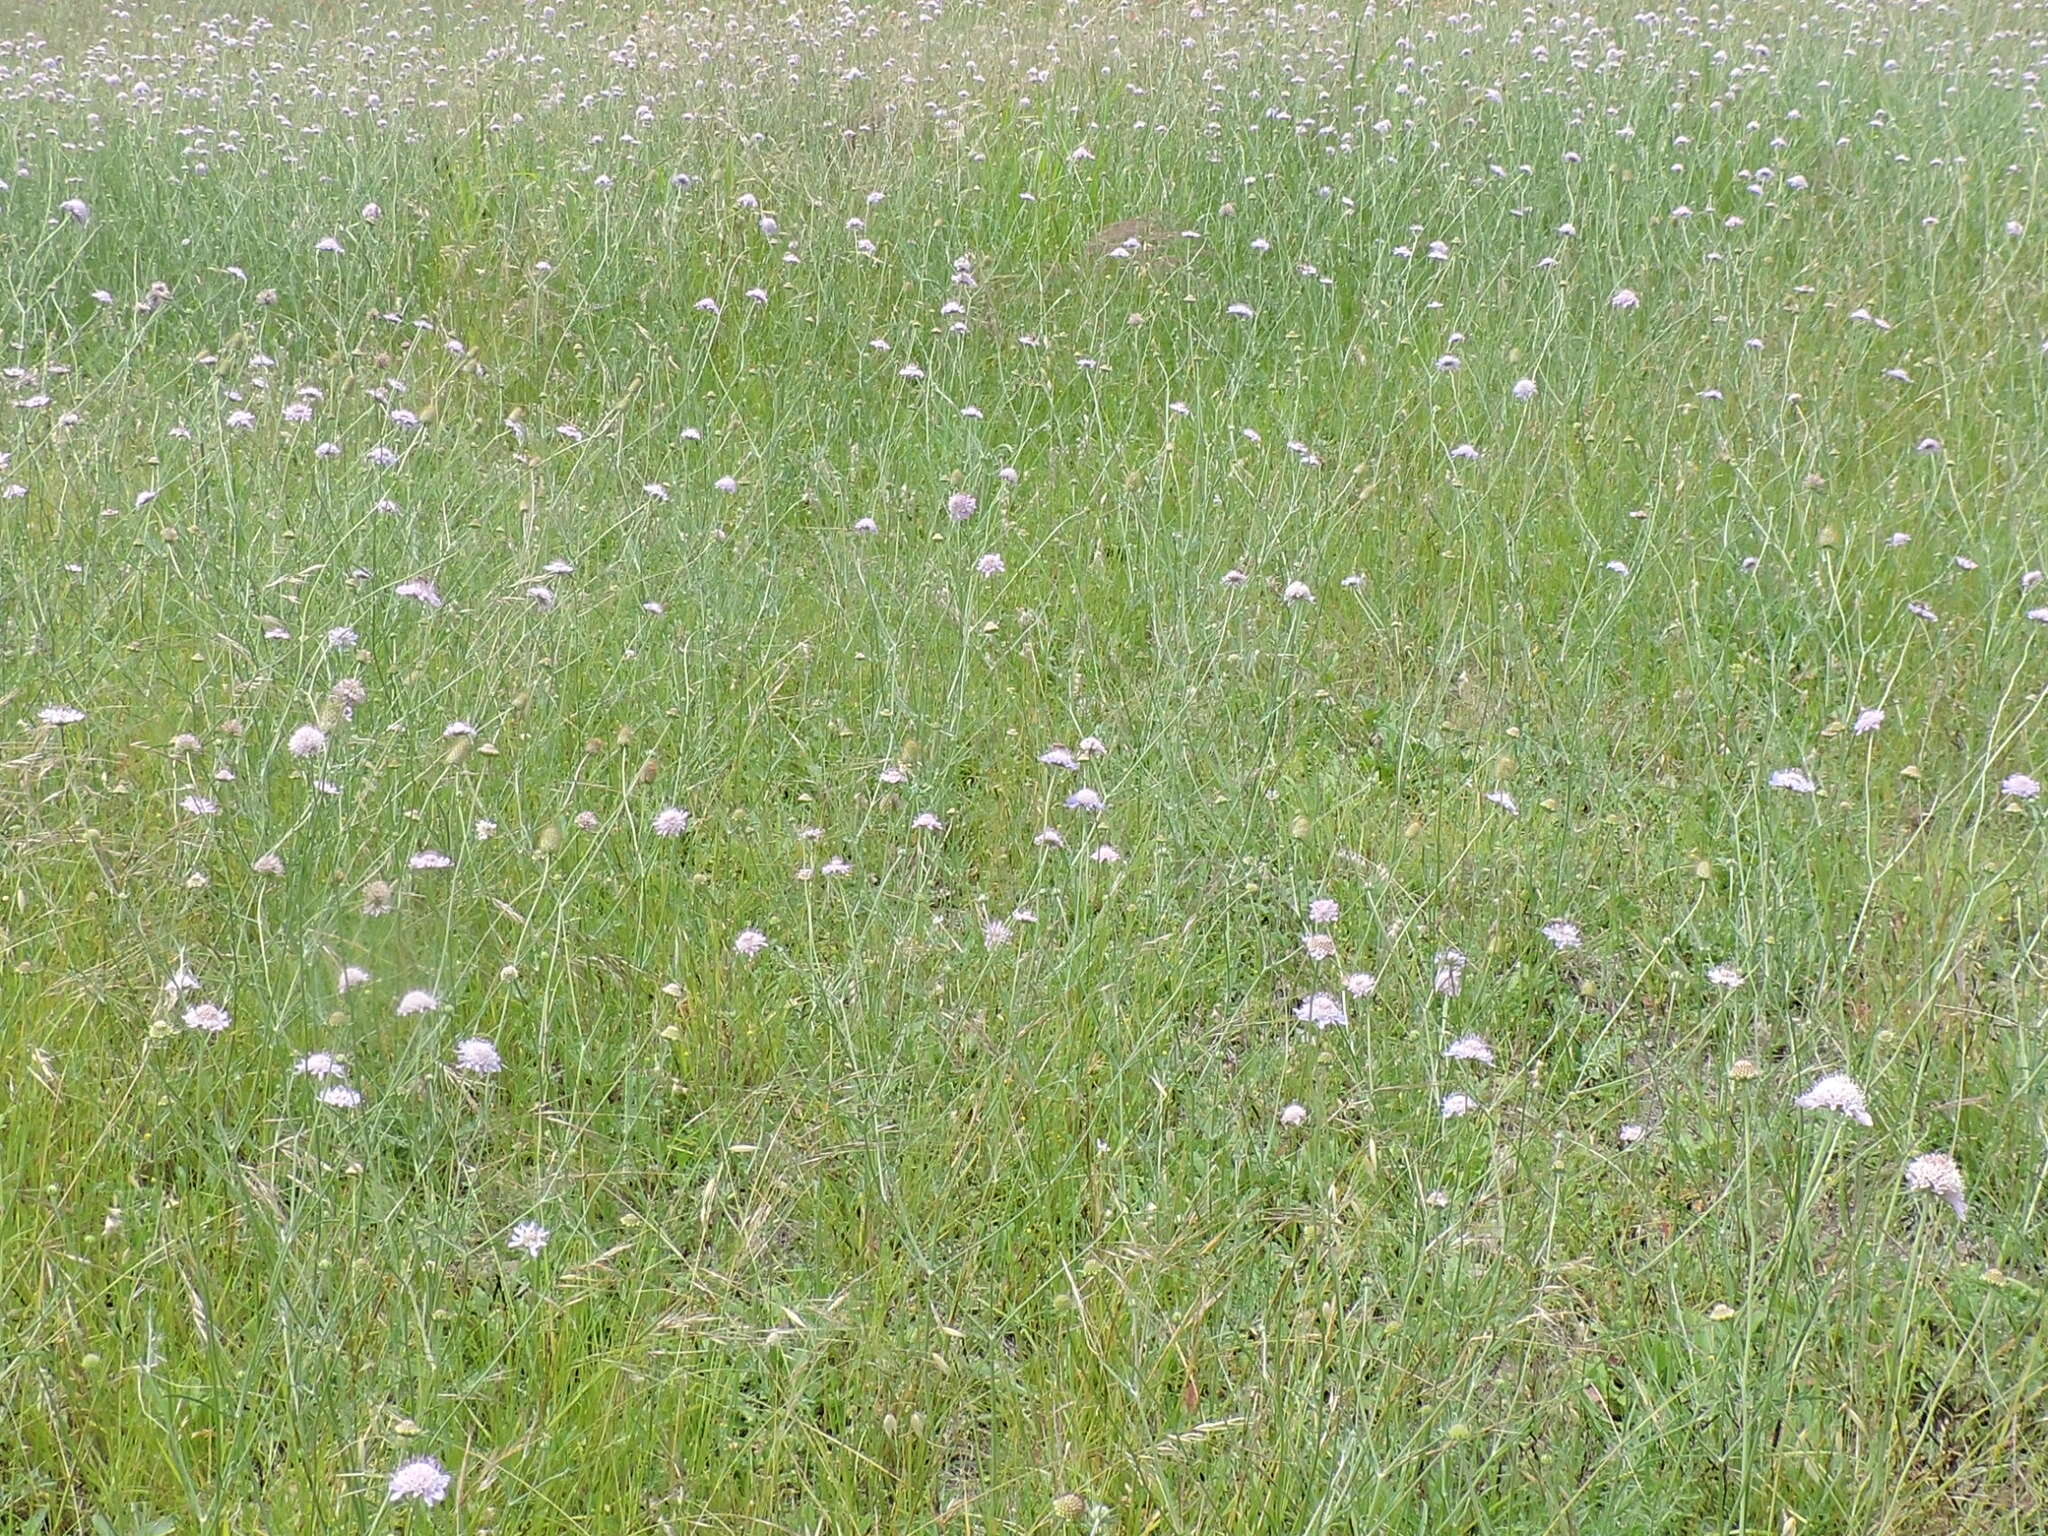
left=361, top=880, right=395, bottom=916
left=409, top=850, right=452, bottom=870
left=1033, top=826, right=1066, bottom=848
left=1485, top=790, right=1519, bottom=815
left=318, top=1084, right=362, bottom=1109
left=1903, top=1152, right=1967, bottom=1218
left=1077, top=737, right=1107, bottom=759
left=295, top=1052, right=347, bottom=1079
left=1039, top=746, right=1078, bottom=771
left=1282, top=580, right=1314, bottom=603
left=314, top=236, right=345, bottom=254
left=1293, top=993, right=1348, bottom=1029
left=1852, top=708, right=1885, bottom=736
left=1540, top=919, right=1583, bottom=951
left=38, top=704, right=86, bottom=725
left=59, top=198, right=90, bottom=224
left=653, top=807, right=691, bottom=837
left=1221, top=569, right=1248, bottom=587
left=1278, top=1103, right=1309, bottom=1128
left=1064, top=788, right=1105, bottom=813
left=387, top=1457, right=451, bottom=1506
left=339, top=966, right=372, bottom=992
left=181, top=795, right=220, bottom=817
left=1444, top=1034, right=1495, bottom=1065
left=288, top=724, right=328, bottom=758
left=733, top=928, right=769, bottom=958
left=1440, top=1092, right=1479, bottom=1119
left=1795, top=1072, right=1873, bottom=1127
left=1618, top=1124, right=1648, bottom=1146
left=1448, top=443, right=1481, bottom=461
left=2002, top=774, right=2041, bottom=800
left=1610, top=288, right=1640, bottom=309
left=508, top=1221, right=550, bottom=1258
left=983, top=920, right=1013, bottom=949
left=1908, top=602, right=1938, bottom=622
left=394, top=577, right=443, bottom=608
left=947, top=492, right=978, bottom=521
left=975, top=553, right=1005, bottom=577
left=1302, top=933, right=1337, bottom=961
left=1768, top=768, right=1817, bottom=795
left=251, top=853, right=286, bottom=876
left=455, top=1037, right=502, bottom=1073
left=1433, top=949, right=1468, bottom=997
left=1512, top=378, right=1538, bottom=400
left=182, top=1002, right=231, bottom=1033
left=1342, top=972, right=1378, bottom=997
left=1088, top=844, right=1122, bottom=864
left=1307, top=898, right=1340, bottom=925
left=1707, top=963, right=1745, bottom=990
left=474, top=820, right=497, bottom=841
left=713, top=476, right=739, bottom=494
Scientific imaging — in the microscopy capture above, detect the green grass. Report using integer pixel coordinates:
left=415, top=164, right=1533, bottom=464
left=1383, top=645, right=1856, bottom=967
left=3, top=0, right=2048, bottom=1529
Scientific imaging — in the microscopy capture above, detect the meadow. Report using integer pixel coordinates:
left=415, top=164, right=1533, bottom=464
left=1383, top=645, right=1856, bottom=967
left=2, top=0, right=2047, bottom=1528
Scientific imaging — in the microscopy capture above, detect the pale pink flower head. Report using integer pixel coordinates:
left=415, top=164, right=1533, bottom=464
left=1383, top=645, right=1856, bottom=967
left=1282, top=580, right=1314, bottom=604
left=1301, top=932, right=1337, bottom=962
left=38, top=704, right=86, bottom=726
left=1293, top=992, right=1348, bottom=1029
left=1768, top=768, right=1817, bottom=795
left=946, top=491, right=978, bottom=521
left=733, top=927, right=770, bottom=958
left=318, top=1084, right=362, bottom=1109
left=1706, top=963, right=1745, bottom=990
left=1341, top=971, right=1378, bottom=998
left=652, top=806, right=691, bottom=837
left=1851, top=708, right=1885, bottom=736
left=1278, top=1102, right=1309, bottom=1128
left=1541, top=919, right=1582, bottom=951
left=182, top=1002, right=231, bottom=1033
left=975, top=553, right=1005, bottom=577
left=1307, top=898, right=1340, bottom=925
left=1064, top=787, right=1105, bottom=813
left=1794, top=1071, right=1872, bottom=1127
left=396, top=989, right=441, bottom=1016
left=508, top=1220, right=550, bottom=1257
left=1610, top=287, right=1640, bottom=310
left=288, top=724, right=328, bottom=758
left=1903, top=1152, right=1966, bottom=1219
left=2001, top=773, right=2041, bottom=800
left=455, top=1037, right=502, bottom=1073
left=387, top=1457, right=451, bottom=1505
left=1440, top=1091, right=1479, bottom=1119
left=1443, top=1033, right=1495, bottom=1066
left=1432, top=948, right=1468, bottom=997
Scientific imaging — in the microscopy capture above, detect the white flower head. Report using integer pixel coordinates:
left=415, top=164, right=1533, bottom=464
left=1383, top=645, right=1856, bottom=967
left=455, top=1037, right=502, bottom=1074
